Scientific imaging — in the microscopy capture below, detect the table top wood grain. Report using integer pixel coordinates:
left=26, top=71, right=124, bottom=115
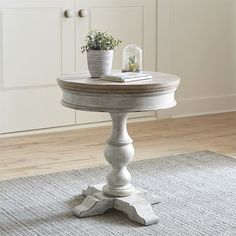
left=57, top=71, right=180, bottom=94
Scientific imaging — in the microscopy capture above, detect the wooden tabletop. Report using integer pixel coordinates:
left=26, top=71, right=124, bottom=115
left=57, top=71, right=180, bottom=94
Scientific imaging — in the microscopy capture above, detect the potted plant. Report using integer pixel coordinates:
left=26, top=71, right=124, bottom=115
left=81, top=30, right=122, bottom=78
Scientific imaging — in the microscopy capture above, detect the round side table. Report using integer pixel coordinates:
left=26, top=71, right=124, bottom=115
left=57, top=71, right=180, bottom=225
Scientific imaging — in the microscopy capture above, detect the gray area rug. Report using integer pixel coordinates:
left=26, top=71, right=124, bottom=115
left=0, top=151, right=236, bottom=236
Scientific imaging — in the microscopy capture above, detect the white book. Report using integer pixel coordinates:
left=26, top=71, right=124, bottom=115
left=101, top=72, right=152, bottom=82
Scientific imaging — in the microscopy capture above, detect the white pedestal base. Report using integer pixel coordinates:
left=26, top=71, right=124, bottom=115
left=58, top=73, right=180, bottom=226
left=73, top=184, right=160, bottom=226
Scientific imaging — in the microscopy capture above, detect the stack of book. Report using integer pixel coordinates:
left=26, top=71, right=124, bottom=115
left=101, top=72, right=152, bottom=82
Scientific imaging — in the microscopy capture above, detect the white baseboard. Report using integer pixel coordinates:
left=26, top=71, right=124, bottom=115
left=157, top=94, right=236, bottom=119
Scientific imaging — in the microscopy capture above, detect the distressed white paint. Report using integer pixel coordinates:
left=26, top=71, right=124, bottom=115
left=103, top=113, right=135, bottom=197
left=73, top=184, right=160, bottom=226
left=58, top=71, right=179, bottom=112
left=58, top=72, right=180, bottom=225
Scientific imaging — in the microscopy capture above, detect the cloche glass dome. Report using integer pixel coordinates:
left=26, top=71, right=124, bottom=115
left=122, top=44, right=142, bottom=72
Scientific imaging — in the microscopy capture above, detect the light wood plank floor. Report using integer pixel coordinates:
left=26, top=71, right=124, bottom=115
left=0, top=112, right=235, bottom=181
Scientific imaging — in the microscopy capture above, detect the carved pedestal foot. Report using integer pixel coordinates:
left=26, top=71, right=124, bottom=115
left=73, top=184, right=160, bottom=226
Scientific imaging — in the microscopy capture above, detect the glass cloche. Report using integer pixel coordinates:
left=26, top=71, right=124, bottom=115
left=122, top=44, right=142, bottom=72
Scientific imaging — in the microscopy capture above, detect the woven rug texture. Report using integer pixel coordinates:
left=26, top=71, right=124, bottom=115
left=0, top=151, right=236, bottom=236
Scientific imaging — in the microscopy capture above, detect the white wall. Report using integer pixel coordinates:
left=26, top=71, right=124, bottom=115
left=157, top=0, right=236, bottom=118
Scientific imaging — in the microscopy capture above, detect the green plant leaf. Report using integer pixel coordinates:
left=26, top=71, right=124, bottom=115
left=81, top=30, right=122, bottom=53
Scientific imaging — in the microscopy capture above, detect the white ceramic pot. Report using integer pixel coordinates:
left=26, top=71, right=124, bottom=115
left=87, top=50, right=113, bottom=78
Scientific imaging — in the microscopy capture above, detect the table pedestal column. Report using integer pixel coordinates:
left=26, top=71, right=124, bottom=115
left=103, top=112, right=135, bottom=196
left=73, top=112, right=160, bottom=226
